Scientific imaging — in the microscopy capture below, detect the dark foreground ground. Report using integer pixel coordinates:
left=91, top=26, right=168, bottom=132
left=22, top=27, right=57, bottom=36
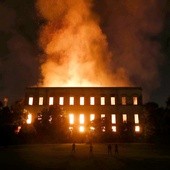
left=0, top=143, right=170, bottom=170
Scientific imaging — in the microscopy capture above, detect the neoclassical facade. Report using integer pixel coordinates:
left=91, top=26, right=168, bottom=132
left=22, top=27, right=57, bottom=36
left=24, top=87, right=143, bottom=133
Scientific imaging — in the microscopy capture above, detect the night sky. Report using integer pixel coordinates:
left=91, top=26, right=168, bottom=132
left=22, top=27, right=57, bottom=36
left=0, top=0, right=169, bottom=106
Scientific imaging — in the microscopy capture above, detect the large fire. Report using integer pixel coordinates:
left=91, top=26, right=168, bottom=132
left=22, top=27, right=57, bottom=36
left=36, top=0, right=130, bottom=87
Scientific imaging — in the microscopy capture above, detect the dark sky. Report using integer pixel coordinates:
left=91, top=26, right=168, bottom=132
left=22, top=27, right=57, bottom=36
left=0, top=0, right=169, bottom=106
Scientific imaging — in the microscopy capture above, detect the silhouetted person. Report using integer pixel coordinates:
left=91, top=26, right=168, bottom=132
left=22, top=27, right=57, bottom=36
left=115, top=144, right=119, bottom=156
left=71, top=142, right=76, bottom=153
left=89, top=143, right=93, bottom=154
left=107, top=143, right=112, bottom=155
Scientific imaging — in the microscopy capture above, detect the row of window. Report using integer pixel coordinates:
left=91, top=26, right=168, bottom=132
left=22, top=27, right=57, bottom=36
left=67, top=113, right=139, bottom=124
left=69, top=125, right=140, bottom=132
left=28, top=96, right=139, bottom=106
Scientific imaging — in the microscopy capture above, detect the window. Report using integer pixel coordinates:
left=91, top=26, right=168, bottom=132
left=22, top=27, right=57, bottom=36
left=134, top=114, right=139, bottom=124
left=90, top=97, right=95, bottom=105
left=39, top=97, right=43, bottom=105
left=122, top=114, right=127, bottom=123
left=101, top=114, right=105, bottom=118
left=80, top=97, right=84, bottom=105
left=112, top=126, right=116, bottom=132
left=28, top=97, right=33, bottom=105
left=122, top=96, right=126, bottom=105
left=111, top=114, right=116, bottom=124
left=101, top=126, right=105, bottom=132
left=26, top=113, right=32, bottom=124
left=59, top=97, right=64, bottom=105
left=69, top=114, right=74, bottom=124
left=133, top=97, right=138, bottom=105
left=79, top=126, right=85, bottom=132
left=135, top=126, right=140, bottom=132
left=111, top=97, right=116, bottom=105
left=49, top=97, right=54, bottom=105
left=90, top=114, right=95, bottom=121
left=70, top=97, right=74, bottom=105
left=101, top=97, right=105, bottom=105
left=79, top=114, right=84, bottom=124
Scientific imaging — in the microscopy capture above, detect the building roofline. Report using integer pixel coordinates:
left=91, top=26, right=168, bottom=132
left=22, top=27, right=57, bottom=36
left=26, top=86, right=142, bottom=90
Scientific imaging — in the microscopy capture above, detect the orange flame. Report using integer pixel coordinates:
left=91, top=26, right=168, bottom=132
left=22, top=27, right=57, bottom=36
left=36, top=0, right=131, bottom=87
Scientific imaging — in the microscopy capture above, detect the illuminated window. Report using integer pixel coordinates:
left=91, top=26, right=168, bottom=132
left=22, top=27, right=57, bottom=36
left=28, top=97, right=33, bottom=105
left=101, top=126, right=105, bottom=132
left=122, top=97, right=126, bottom=105
left=133, top=97, right=138, bottom=105
left=101, top=97, right=105, bottom=105
left=90, top=97, right=95, bottom=105
left=101, top=114, right=105, bottom=118
left=90, top=126, right=95, bottom=131
left=111, top=97, right=116, bottom=105
left=122, top=114, right=127, bottom=123
left=26, top=113, right=32, bottom=124
left=112, top=126, right=116, bottom=132
left=70, top=97, right=74, bottom=105
left=79, top=114, right=84, bottom=124
left=135, top=126, right=140, bottom=132
left=39, top=97, right=43, bottom=105
left=134, top=114, right=139, bottom=124
left=59, top=97, right=64, bottom=105
left=111, top=114, right=116, bottom=124
left=69, top=114, right=74, bottom=124
left=80, top=97, right=84, bottom=105
left=49, top=97, right=54, bottom=105
left=90, top=114, right=95, bottom=121
left=79, top=126, right=85, bottom=132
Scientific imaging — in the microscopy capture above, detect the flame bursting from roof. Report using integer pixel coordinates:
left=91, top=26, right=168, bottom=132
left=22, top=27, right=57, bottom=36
left=36, top=0, right=131, bottom=87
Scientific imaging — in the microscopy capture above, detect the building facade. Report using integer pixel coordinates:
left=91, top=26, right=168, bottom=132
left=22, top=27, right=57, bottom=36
left=24, top=87, right=143, bottom=134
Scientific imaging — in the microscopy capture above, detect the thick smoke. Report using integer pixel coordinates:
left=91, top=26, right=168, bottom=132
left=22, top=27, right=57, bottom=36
left=98, top=0, right=166, bottom=97
left=36, top=0, right=130, bottom=87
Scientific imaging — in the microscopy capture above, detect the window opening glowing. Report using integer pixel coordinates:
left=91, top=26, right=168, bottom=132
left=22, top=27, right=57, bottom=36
left=70, top=97, right=74, bottom=105
left=80, top=97, right=84, bottom=105
left=69, top=114, right=74, bottom=124
left=28, top=97, right=33, bottom=105
left=111, top=114, right=116, bottom=124
left=59, top=97, right=64, bottom=105
left=101, top=126, right=105, bottom=132
left=90, top=97, right=95, bottom=105
left=101, top=97, right=105, bottom=105
left=122, top=114, right=127, bottom=123
left=80, top=114, right=84, bottom=124
left=135, top=126, right=140, bottom=132
left=112, top=126, right=116, bottom=132
left=101, top=114, right=105, bottom=118
left=26, top=113, right=32, bottom=124
left=133, top=97, right=138, bottom=105
left=79, top=126, right=85, bottom=132
left=122, top=97, right=126, bottom=105
left=49, top=97, right=54, bottom=105
left=134, top=114, right=139, bottom=124
left=90, top=114, right=95, bottom=121
left=111, top=97, right=116, bottom=105
left=39, top=97, right=43, bottom=105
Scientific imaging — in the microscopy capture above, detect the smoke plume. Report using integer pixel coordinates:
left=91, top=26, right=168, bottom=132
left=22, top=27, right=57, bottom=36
left=36, top=0, right=130, bottom=87
left=36, top=0, right=166, bottom=98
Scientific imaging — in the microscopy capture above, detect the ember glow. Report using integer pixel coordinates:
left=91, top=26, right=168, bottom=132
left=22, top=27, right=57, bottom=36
left=36, top=0, right=130, bottom=87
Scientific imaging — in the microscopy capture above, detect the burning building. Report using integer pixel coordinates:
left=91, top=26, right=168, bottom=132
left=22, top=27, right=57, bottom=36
left=24, top=87, right=143, bottom=134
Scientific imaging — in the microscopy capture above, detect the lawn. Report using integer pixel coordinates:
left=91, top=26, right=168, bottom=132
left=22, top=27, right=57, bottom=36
left=0, top=143, right=170, bottom=170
